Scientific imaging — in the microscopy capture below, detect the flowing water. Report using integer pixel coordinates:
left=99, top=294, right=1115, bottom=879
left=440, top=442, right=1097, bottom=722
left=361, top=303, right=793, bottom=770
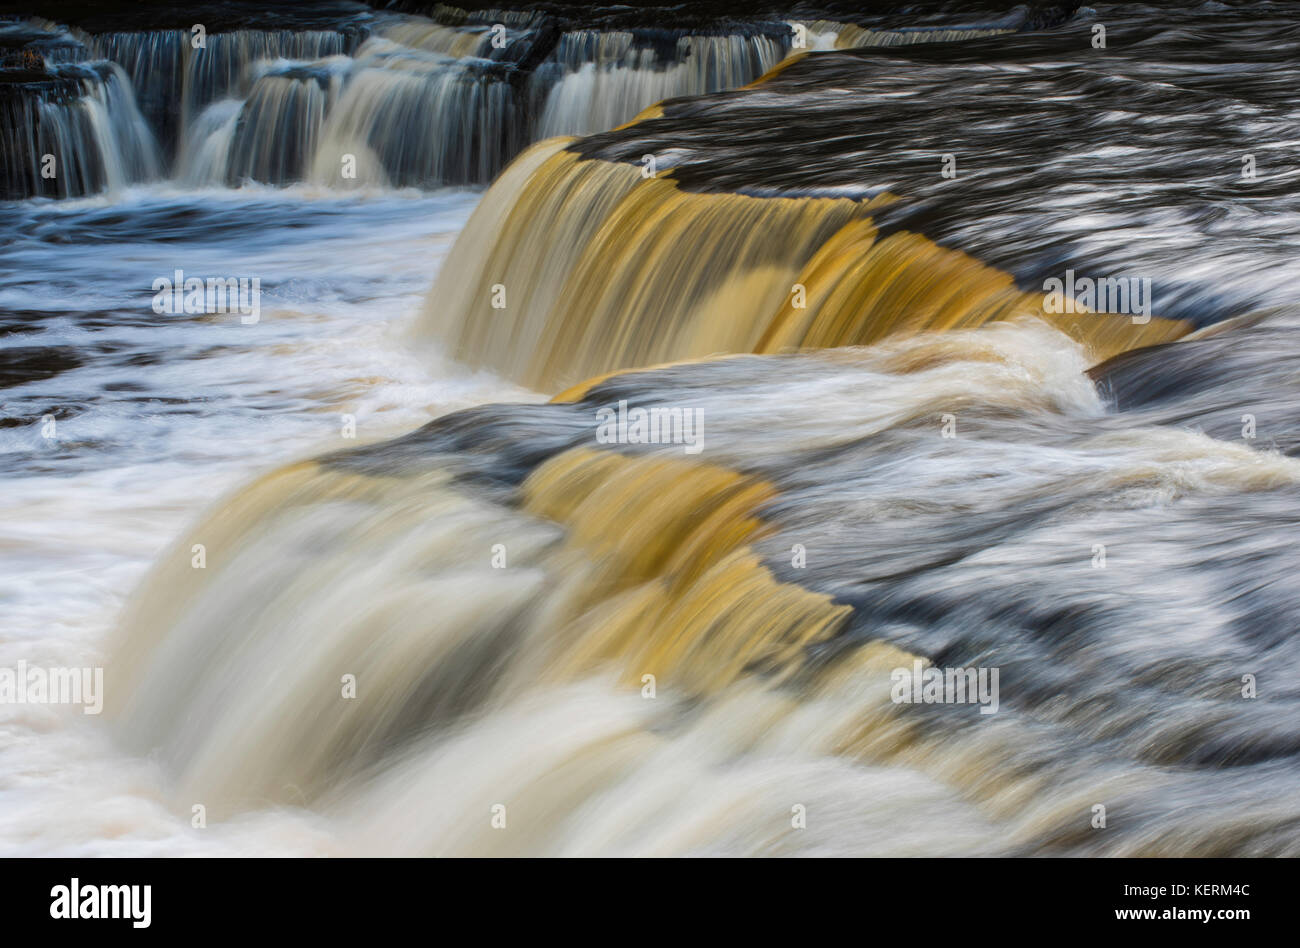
left=4, top=1, right=1300, bottom=856
left=0, top=182, right=541, bottom=853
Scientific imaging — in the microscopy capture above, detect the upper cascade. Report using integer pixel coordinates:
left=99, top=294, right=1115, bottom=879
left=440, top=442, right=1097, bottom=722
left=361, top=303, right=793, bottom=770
left=1, top=3, right=1059, bottom=198
left=412, top=1, right=1300, bottom=391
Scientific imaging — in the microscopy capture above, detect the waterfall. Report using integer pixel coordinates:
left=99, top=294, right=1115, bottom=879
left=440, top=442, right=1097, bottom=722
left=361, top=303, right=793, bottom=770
left=225, top=59, right=348, bottom=186
left=76, top=28, right=358, bottom=160
left=308, top=38, right=522, bottom=189
left=174, top=98, right=241, bottom=186
left=2, top=6, right=1062, bottom=199
left=2, top=12, right=819, bottom=197
left=107, top=317, right=1300, bottom=854
left=416, top=141, right=1187, bottom=392
left=179, top=30, right=356, bottom=131
left=82, top=29, right=188, bottom=155
left=0, top=60, right=161, bottom=199
left=530, top=31, right=790, bottom=138
left=10, top=0, right=1300, bottom=861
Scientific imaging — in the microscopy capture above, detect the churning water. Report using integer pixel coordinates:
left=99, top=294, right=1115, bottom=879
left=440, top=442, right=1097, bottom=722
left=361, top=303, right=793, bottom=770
left=4, top=1, right=1300, bottom=856
left=0, top=184, right=538, bottom=853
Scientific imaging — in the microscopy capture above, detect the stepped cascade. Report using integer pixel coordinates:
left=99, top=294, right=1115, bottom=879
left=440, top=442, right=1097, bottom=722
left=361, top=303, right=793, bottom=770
left=2, top=1, right=1299, bottom=861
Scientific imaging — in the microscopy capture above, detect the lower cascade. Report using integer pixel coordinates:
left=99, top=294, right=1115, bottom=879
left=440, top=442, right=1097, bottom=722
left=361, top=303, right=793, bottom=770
left=110, top=322, right=1300, bottom=855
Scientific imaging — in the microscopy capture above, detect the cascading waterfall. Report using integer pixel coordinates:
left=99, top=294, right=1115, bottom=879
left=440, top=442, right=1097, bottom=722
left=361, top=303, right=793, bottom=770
left=11, top=0, right=1299, bottom=862
left=2, top=5, right=1043, bottom=198
left=306, top=38, right=522, bottom=189
left=108, top=318, right=1300, bottom=855
left=178, top=29, right=356, bottom=122
left=0, top=60, right=161, bottom=199
left=417, top=141, right=1186, bottom=391
left=174, top=96, right=240, bottom=185
left=530, top=31, right=790, bottom=138
left=81, top=29, right=189, bottom=155
left=2, top=17, right=359, bottom=195
left=3, top=12, right=793, bottom=195
left=78, top=27, right=359, bottom=160
left=224, top=60, right=346, bottom=186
